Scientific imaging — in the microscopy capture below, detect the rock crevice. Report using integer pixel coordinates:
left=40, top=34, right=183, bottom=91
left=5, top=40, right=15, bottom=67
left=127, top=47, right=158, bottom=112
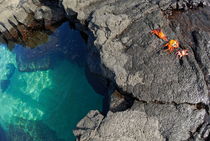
left=1, top=0, right=210, bottom=140
left=60, top=0, right=210, bottom=140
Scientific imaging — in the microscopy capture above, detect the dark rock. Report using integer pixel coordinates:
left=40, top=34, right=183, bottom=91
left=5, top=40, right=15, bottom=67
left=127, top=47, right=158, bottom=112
left=0, top=0, right=66, bottom=47
left=61, top=0, right=210, bottom=140
left=34, top=4, right=66, bottom=27
left=0, top=0, right=208, bottom=140
left=5, top=63, right=16, bottom=79
left=109, top=90, right=134, bottom=113
left=0, top=79, right=10, bottom=92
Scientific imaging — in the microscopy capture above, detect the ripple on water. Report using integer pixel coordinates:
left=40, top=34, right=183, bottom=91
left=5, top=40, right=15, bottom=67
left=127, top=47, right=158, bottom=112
left=0, top=23, right=104, bottom=141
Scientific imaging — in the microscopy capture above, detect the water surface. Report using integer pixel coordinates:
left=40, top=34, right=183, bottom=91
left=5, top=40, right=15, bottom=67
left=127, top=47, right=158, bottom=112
left=0, top=23, right=104, bottom=141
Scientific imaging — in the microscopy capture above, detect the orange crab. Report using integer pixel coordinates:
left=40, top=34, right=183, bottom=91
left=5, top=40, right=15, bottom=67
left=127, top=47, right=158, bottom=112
left=151, top=29, right=168, bottom=41
left=164, top=40, right=179, bottom=53
left=176, top=49, right=189, bottom=58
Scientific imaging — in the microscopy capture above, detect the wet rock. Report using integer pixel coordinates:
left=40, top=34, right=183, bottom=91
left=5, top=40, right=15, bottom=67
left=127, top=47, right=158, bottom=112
left=0, top=0, right=66, bottom=47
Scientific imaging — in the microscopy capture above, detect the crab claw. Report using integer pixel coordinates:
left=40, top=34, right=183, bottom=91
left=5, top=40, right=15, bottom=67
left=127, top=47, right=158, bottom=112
left=176, top=49, right=189, bottom=58
left=151, top=29, right=168, bottom=41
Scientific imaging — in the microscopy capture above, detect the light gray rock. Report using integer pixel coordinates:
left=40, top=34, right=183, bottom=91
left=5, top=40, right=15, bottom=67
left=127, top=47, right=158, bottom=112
left=132, top=101, right=206, bottom=141
left=73, top=110, right=104, bottom=141
left=74, top=110, right=164, bottom=141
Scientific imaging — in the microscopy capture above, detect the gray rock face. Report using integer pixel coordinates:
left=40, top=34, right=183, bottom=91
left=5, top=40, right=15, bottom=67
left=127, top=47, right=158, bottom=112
left=73, top=110, right=104, bottom=141
left=0, top=0, right=66, bottom=47
left=87, top=1, right=209, bottom=104
left=2, top=0, right=209, bottom=140
left=62, top=0, right=210, bottom=140
left=74, top=110, right=163, bottom=141
left=131, top=101, right=206, bottom=141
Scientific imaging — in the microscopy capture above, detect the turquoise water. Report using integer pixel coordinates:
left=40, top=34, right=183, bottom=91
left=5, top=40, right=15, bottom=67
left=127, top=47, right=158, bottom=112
left=0, top=23, right=104, bottom=141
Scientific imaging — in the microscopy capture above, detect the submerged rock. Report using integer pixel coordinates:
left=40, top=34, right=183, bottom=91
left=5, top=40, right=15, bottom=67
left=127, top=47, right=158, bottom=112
left=0, top=0, right=66, bottom=48
left=5, top=63, right=16, bottom=79
left=16, top=56, right=51, bottom=72
left=0, top=79, right=10, bottom=92
left=8, top=119, right=65, bottom=141
left=0, top=63, right=16, bottom=92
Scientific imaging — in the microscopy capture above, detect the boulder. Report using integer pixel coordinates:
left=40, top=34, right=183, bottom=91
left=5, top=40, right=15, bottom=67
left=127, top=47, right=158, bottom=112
left=61, top=0, right=210, bottom=140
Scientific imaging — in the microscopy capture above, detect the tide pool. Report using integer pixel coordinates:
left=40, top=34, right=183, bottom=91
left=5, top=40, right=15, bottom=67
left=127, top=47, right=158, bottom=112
left=0, top=23, right=104, bottom=141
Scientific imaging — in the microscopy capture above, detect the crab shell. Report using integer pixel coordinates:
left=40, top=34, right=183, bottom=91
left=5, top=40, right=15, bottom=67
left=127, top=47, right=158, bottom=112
left=164, top=40, right=179, bottom=53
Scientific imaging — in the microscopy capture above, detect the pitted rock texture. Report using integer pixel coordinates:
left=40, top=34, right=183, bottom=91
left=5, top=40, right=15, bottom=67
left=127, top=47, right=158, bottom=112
left=74, top=110, right=163, bottom=141
left=87, top=1, right=209, bottom=104
left=131, top=101, right=206, bottom=141
left=1, top=0, right=208, bottom=140
left=74, top=102, right=206, bottom=141
left=63, top=0, right=210, bottom=140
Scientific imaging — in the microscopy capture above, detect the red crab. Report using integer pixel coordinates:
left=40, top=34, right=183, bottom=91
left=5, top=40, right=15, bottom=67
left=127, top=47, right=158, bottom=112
left=164, top=40, right=179, bottom=53
left=151, top=29, right=168, bottom=41
left=176, top=49, right=189, bottom=58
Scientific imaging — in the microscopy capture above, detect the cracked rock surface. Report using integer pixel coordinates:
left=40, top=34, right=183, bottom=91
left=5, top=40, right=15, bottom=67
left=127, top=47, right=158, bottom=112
left=74, top=110, right=163, bottom=141
left=1, top=0, right=210, bottom=140
left=62, top=0, right=210, bottom=140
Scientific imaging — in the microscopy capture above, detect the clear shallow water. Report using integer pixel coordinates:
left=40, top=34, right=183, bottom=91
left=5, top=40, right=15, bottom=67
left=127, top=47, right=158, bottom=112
left=0, top=23, right=104, bottom=141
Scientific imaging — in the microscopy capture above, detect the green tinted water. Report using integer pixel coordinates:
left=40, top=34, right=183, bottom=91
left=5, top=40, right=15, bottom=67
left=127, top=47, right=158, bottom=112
left=0, top=23, right=104, bottom=141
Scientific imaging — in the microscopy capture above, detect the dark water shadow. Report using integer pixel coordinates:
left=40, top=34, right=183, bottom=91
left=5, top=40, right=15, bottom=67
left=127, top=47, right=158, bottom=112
left=0, top=124, right=8, bottom=141
left=8, top=119, right=65, bottom=141
left=0, top=21, right=111, bottom=141
left=12, top=22, right=87, bottom=72
left=85, top=67, right=113, bottom=114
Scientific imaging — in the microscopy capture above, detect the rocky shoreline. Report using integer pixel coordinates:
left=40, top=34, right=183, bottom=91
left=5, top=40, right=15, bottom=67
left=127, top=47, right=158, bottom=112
left=0, top=0, right=210, bottom=140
